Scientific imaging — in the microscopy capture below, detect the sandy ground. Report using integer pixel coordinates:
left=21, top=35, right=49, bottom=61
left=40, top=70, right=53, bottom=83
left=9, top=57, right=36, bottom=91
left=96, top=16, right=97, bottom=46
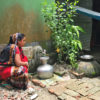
left=0, top=80, right=58, bottom=100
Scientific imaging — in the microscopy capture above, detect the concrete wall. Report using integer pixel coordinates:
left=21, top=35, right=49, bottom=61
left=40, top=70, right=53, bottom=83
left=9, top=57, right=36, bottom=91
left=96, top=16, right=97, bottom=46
left=0, top=0, right=54, bottom=44
left=75, top=0, right=93, bottom=50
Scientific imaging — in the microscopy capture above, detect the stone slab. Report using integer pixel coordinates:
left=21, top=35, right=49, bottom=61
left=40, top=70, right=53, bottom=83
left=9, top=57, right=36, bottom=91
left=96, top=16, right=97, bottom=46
left=87, top=87, right=100, bottom=96
left=64, top=89, right=80, bottom=97
left=79, top=97, right=91, bottom=100
left=58, top=94, right=77, bottom=100
left=48, top=85, right=66, bottom=96
left=65, top=95, right=77, bottom=100
left=58, top=93, right=67, bottom=100
left=89, top=91, right=100, bottom=100
left=76, top=83, right=94, bottom=96
left=65, top=80, right=83, bottom=91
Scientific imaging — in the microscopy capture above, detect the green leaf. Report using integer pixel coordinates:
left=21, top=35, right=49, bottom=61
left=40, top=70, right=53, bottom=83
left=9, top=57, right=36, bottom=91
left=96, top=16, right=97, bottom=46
left=78, top=41, right=82, bottom=50
left=76, top=26, right=85, bottom=33
left=72, top=26, right=79, bottom=38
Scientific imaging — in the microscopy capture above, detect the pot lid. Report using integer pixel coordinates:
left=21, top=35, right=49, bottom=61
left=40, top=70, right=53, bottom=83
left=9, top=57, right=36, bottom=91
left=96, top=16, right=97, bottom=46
left=80, top=55, right=93, bottom=60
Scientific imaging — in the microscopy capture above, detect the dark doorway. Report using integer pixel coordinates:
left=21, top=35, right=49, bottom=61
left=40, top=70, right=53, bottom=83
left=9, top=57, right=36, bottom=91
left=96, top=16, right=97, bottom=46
left=91, top=0, right=100, bottom=48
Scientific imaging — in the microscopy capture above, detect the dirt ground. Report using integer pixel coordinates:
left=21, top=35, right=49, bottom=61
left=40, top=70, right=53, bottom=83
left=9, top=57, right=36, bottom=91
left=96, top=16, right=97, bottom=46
left=0, top=80, right=58, bottom=100
left=0, top=46, right=100, bottom=100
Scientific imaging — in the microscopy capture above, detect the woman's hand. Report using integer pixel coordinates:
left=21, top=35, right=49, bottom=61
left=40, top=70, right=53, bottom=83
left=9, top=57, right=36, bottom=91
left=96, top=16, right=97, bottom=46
left=25, top=62, right=29, bottom=67
left=15, top=54, right=29, bottom=67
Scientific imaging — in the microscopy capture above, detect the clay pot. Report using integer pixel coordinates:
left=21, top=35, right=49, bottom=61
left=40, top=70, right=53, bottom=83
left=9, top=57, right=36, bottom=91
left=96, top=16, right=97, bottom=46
left=77, top=55, right=100, bottom=77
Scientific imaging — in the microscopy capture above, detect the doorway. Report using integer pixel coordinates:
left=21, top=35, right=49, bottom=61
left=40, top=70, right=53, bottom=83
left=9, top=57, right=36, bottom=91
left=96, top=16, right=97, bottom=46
left=91, top=0, right=100, bottom=48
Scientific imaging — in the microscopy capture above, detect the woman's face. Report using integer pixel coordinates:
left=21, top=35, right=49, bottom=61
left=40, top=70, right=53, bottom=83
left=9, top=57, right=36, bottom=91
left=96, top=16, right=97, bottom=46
left=18, top=37, right=26, bottom=47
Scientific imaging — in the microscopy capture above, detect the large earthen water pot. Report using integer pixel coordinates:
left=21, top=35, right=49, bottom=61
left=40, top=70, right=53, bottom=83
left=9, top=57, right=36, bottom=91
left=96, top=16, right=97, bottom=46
left=77, top=55, right=100, bottom=77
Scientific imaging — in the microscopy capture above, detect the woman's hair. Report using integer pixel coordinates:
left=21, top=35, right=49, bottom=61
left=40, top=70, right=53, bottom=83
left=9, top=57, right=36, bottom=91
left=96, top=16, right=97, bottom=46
left=17, top=33, right=25, bottom=41
left=8, top=33, right=25, bottom=44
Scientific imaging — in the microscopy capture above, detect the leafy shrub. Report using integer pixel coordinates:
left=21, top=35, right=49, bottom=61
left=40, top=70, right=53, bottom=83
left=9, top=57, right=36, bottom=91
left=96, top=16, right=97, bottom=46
left=41, top=0, right=84, bottom=68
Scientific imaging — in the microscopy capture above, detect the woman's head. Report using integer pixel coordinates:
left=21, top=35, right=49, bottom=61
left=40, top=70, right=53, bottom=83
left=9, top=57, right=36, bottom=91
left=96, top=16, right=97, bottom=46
left=9, top=33, right=26, bottom=47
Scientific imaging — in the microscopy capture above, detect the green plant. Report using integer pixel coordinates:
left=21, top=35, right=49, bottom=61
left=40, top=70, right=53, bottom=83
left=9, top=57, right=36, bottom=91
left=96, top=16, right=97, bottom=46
left=41, top=0, right=84, bottom=68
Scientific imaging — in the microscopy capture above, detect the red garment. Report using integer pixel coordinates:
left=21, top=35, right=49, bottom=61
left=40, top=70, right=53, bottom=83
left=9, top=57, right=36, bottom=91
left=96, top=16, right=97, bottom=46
left=0, top=46, right=28, bottom=80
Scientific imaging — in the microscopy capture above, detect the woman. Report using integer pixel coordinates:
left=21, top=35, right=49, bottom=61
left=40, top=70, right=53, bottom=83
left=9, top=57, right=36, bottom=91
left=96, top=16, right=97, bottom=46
left=0, top=33, right=29, bottom=89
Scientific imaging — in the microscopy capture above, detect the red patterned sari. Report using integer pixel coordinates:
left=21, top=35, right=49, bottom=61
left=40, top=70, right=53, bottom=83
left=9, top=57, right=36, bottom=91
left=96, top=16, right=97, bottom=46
left=0, top=45, right=28, bottom=89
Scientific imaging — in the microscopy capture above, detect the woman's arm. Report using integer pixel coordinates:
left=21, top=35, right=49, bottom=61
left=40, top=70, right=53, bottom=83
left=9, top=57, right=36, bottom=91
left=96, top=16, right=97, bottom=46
left=15, top=54, right=28, bottom=67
